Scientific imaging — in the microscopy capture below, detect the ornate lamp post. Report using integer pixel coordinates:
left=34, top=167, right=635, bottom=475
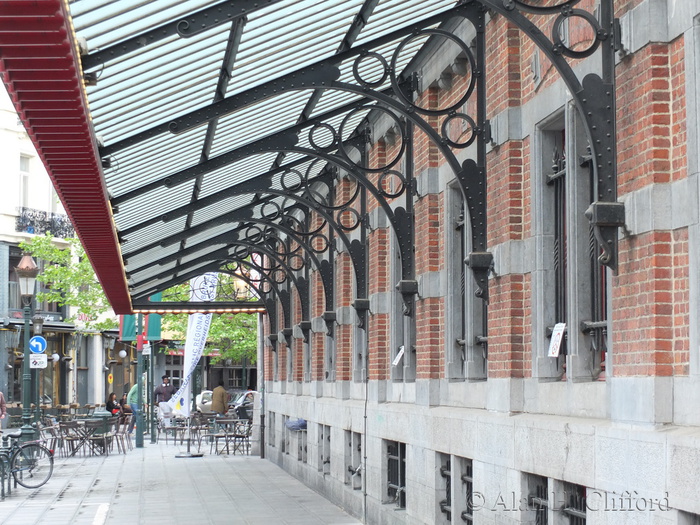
left=15, top=253, right=39, bottom=441
left=32, top=313, right=44, bottom=425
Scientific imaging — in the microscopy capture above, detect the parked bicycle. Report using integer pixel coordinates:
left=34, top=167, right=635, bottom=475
left=0, top=428, right=54, bottom=491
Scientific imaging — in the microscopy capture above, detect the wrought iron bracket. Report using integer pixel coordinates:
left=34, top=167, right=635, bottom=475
left=298, top=321, right=312, bottom=343
left=281, top=327, right=293, bottom=348
left=465, top=251, right=493, bottom=302
left=584, top=201, right=625, bottom=271
left=352, top=298, right=370, bottom=330
left=322, top=311, right=337, bottom=337
left=395, top=280, right=418, bottom=317
left=267, top=333, right=278, bottom=353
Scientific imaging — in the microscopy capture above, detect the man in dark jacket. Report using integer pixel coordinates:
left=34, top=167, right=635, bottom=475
left=154, top=375, right=176, bottom=404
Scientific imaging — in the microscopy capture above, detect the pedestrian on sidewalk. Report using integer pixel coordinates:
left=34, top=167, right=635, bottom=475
left=126, top=383, right=140, bottom=434
left=154, top=375, right=176, bottom=404
left=211, top=380, right=228, bottom=416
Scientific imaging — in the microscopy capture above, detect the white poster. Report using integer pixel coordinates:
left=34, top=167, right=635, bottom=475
left=167, top=273, right=218, bottom=417
left=547, top=323, right=567, bottom=358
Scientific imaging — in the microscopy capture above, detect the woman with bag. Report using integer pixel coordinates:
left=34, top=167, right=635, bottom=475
left=106, top=392, right=122, bottom=416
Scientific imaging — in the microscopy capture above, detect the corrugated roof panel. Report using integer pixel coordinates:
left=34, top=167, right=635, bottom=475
left=355, top=0, right=456, bottom=44
left=123, top=243, right=182, bottom=272
left=121, top=213, right=188, bottom=250
left=103, top=127, right=208, bottom=197
left=115, top=187, right=193, bottom=234
left=190, top=194, right=258, bottom=227
left=186, top=224, right=239, bottom=247
left=70, top=0, right=216, bottom=50
left=210, top=92, right=310, bottom=157
left=227, top=0, right=364, bottom=95
left=198, top=152, right=280, bottom=199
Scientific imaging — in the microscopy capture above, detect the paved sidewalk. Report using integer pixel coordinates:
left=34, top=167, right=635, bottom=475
left=0, top=438, right=361, bottom=525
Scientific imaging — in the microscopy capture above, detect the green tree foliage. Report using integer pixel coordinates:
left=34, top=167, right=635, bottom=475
left=19, top=233, right=117, bottom=331
left=20, top=235, right=259, bottom=362
left=158, top=274, right=259, bottom=364
left=163, top=311, right=258, bottom=365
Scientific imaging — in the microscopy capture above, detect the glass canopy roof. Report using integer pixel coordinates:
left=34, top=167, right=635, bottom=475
left=0, top=0, right=465, bottom=312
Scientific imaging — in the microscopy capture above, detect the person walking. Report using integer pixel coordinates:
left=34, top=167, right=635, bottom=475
left=211, top=381, right=228, bottom=416
left=153, top=375, right=176, bottom=404
left=0, top=390, right=6, bottom=429
left=126, top=383, right=140, bottom=434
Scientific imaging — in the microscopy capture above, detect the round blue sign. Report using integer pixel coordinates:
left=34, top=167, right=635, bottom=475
left=29, top=335, right=48, bottom=354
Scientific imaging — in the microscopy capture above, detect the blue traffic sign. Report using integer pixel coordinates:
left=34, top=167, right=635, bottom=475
left=29, top=335, right=47, bottom=354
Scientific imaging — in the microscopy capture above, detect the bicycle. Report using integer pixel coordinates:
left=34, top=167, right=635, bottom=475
left=0, top=428, right=54, bottom=491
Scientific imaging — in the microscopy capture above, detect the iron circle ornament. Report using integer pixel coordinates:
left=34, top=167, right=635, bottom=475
left=378, top=170, right=406, bottom=199
left=441, top=113, right=478, bottom=149
left=352, top=51, right=390, bottom=88
left=390, top=28, right=476, bottom=117
left=336, top=207, right=362, bottom=232
left=551, top=9, right=602, bottom=59
left=308, top=122, right=338, bottom=151
left=310, top=233, right=330, bottom=254
left=261, top=201, right=282, bottom=220
left=510, top=0, right=580, bottom=14
left=305, top=182, right=361, bottom=213
left=280, top=169, right=305, bottom=192
left=232, top=245, right=250, bottom=260
left=287, top=253, right=305, bottom=272
left=245, top=225, right=265, bottom=244
left=338, top=105, right=405, bottom=173
left=270, top=267, right=287, bottom=284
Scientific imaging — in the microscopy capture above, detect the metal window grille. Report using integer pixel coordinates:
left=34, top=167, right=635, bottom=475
left=546, top=136, right=568, bottom=371
left=268, top=412, right=275, bottom=447
left=346, top=431, right=362, bottom=490
left=461, top=459, right=473, bottom=523
left=528, top=475, right=548, bottom=525
left=581, top=151, right=608, bottom=378
left=455, top=194, right=488, bottom=378
left=562, top=483, right=586, bottom=525
left=320, top=425, right=331, bottom=474
left=439, top=457, right=452, bottom=521
left=387, top=441, right=406, bottom=508
left=456, top=206, right=467, bottom=361
left=679, top=511, right=700, bottom=525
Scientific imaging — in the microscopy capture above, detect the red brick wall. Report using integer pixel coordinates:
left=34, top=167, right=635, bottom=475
left=263, top=2, right=691, bottom=387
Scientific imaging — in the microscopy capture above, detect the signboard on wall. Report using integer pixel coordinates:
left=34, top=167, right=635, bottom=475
left=547, top=323, right=566, bottom=358
left=30, top=354, right=47, bottom=369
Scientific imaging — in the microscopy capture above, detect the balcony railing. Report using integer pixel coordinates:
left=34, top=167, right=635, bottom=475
left=15, top=207, right=74, bottom=238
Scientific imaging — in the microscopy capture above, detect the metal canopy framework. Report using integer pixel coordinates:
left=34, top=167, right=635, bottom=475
left=0, top=1, right=621, bottom=330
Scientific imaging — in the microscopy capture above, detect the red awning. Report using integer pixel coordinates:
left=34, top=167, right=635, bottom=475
left=0, top=0, right=131, bottom=312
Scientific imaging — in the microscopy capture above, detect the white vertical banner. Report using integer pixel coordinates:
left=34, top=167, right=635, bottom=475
left=167, top=273, right=218, bottom=416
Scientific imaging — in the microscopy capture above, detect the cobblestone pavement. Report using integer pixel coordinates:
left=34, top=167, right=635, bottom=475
left=0, top=437, right=361, bottom=525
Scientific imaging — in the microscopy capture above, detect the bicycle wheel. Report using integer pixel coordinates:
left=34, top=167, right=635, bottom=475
left=11, top=442, right=54, bottom=489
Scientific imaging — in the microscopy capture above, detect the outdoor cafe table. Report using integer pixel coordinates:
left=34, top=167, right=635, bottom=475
left=70, top=419, right=109, bottom=457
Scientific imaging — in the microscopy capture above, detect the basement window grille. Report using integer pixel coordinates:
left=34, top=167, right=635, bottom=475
left=387, top=440, right=406, bottom=508
left=562, top=483, right=586, bottom=524
left=439, top=456, right=451, bottom=521
left=528, top=474, right=549, bottom=525
left=461, top=459, right=473, bottom=523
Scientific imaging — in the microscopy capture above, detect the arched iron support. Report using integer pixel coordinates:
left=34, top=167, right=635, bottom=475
left=248, top=217, right=335, bottom=321
left=113, top=5, right=491, bottom=300
left=125, top=186, right=363, bottom=305
left=478, top=0, right=622, bottom=269
left=228, top=240, right=310, bottom=323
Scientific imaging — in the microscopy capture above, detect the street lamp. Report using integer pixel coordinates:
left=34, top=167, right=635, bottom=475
left=15, top=253, right=39, bottom=441
left=32, top=314, right=44, bottom=425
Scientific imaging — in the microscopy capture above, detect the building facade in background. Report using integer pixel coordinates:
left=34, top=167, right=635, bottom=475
left=0, top=83, right=133, bottom=414
left=262, top=2, right=700, bottom=524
